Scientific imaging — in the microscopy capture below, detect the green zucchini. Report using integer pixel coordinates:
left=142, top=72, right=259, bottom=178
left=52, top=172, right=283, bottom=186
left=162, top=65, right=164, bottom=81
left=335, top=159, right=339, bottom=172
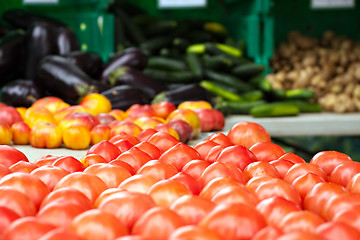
left=285, top=89, right=315, bottom=100
left=144, top=68, right=198, bottom=83
left=199, top=80, right=243, bottom=102
left=204, top=42, right=243, bottom=65
left=284, top=100, right=323, bottom=113
left=187, top=43, right=206, bottom=54
left=147, top=57, right=187, bottom=71
left=144, top=20, right=178, bottom=37
left=250, top=102, right=300, bottom=118
left=267, top=89, right=286, bottom=101
left=215, top=43, right=242, bottom=57
left=140, top=36, right=172, bottom=55
left=186, top=52, right=203, bottom=78
left=204, top=69, right=255, bottom=93
left=250, top=76, right=272, bottom=92
left=202, top=54, right=233, bottom=70
left=172, top=38, right=190, bottom=50
left=241, top=90, right=264, bottom=102
left=232, top=62, right=265, bottom=79
left=214, top=97, right=265, bottom=115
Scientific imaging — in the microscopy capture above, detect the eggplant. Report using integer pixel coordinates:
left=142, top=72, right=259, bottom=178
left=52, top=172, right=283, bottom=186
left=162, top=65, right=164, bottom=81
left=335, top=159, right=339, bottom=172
left=56, top=27, right=80, bottom=55
left=0, top=22, right=12, bottom=38
left=36, top=55, right=99, bottom=104
left=2, top=9, right=65, bottom=30
left=108, top=66, right=165, bottom=99
left=152, top=84, right=214, bottom=106
left=101, top=48, right=147, bottom=82
left=0, top=30, right=25, bottom=83
left=1, top=79, right=44, bottom=107
left=24, top=22, right=58, bottom=80
left=63, top=51, right=103, bottom=79
left=100, top=85, right=148, bottom=110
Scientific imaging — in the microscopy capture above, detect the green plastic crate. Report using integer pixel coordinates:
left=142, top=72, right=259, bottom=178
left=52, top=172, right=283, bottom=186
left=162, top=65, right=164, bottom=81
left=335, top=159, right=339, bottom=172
left=262, top=0, right=360, bottom=72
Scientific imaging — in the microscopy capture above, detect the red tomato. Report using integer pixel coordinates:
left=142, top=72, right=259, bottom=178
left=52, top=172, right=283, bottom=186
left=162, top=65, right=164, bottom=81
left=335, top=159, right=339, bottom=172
left=278, top=152, right=306, bottom=164
left=170, top=172, right=202, bottom=195
left=71, top=209, right=129, bottom=240
left=245, top=175, right=275, bottom=193
left=38, top=227, right=83, bottom=240
left=278, top=210, right=324, bottom=233
left=37, top=201, right=86, bottom=228
left=303, top=182, right=346, bottom=218
left=134, top=141, right=161, bottom=160
left=0, top=206, right=20, bottom=235
left=113, top=139, right=134, bottom=153
left=79, top=154, right=108, bottom=168
left=11, top=121, right=31, bottom=145
left=108, top=159, right=136, bottom=175
left=98, top=191, right=156, bottom=231
left=211, top=185, right=258, bottom=207
left=252, top=226, right=282, bottom=240
left=193, top=140, right=220, bottom=159
left=227, top=121, right=271, bottom=149
left=137, top=128, right=158, bottom=142
left=254, top=178, right=302, bottom=207
left=137, top=160, right=178, bottom=181
left=151, top=101, right=176, bottom=119
left=118, top=174, right=157, bottom=194
left=2, top=216, right=55, bottom=240
left=256, top=196, right=301, bottom=227
left=199, top=176, right=243, bottom=200
left=199, top=203, right=266, bottom=240
left=332, top=205, right=360, bottom=230
left=269, top=159, right=295, bottom=179
left=181, top=159, right=210, bottom=180
left=277, top=232, right=321, bottom=240
left=146, top=131, right=180, bottom=154
left=52, top=156, right=85, bottom=173
left=199, top=162, right=246, bottom=187
left=0, top=145, right=29, bottom=167
left=243, top=161, right=280, bottom=179
left=0, top=164, right=12, bottom=178
left=115, top=147, right=152, bottom=171
left=34, top=155, right=59, bottom=167
left=31, top=165, right=69, bottom=191
left=126, top=104, right=155, bottom=119
left=205, top=132, right=233, bottom=147
left=109, top=120, right=143, bottom=138
left=169, top=225, right=221, bottom=240
left=310, top=151, right=352, bottom=176
left=283, top=163, right=327, bottom=183
left=329, top=161, right=360, bottom=187
left=86, top=140, right=122, bottom=162
left=0, top=172, right=50, bottom=209
left=40, top=187, right=92, bottom=211
left=204, top=145, right=225, bottom=163
left=194, top=108, right=224, bottom=132
left=323, top=192, right=360, bottom=220
left=315, top=221, right=360, bottom=240
left=93, top=188, right=125, bottom=208
left=292, top=172, right=326, bottom=200
left=109, top=132, right=140, bottom=146
left=84, top=163, right=132, bottom=188
left=0, top=187, right=37, bottom=217
left=216, top=145, right=258, bottom=171
left=132, top=207, right=185, bottom=240
left=114, top=236, right=146, bottom=240
left=158, top=142, right=201, bottom=171
left=9, top=161, right=38, bottom=173
left=0, top=106, right=22, bottom=126
left=347, top=173, right=360, bottom=193
left=170, top=195, right=215, bottom=225
left=54, top=172, right=107, bottom=204
left=249, top=141, right=286, bottom=162
left=147, top=179, right=192, bottom=207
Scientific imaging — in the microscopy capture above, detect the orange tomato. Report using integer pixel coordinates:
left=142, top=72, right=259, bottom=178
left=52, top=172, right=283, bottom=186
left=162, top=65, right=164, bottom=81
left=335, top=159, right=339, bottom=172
left=62, top=126, right=91, bottom=150
left=80, top=93, right=112, bottom=115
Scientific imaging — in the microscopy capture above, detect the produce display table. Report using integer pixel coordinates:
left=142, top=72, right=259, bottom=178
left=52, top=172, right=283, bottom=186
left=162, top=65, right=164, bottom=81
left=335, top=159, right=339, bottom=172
left=224, top=113, right=360, bottom=137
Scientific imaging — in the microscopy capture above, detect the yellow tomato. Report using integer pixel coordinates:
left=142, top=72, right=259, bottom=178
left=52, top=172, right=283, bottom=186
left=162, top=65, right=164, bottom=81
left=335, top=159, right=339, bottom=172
left=133, top=116, right=164, bottom=130
left=15, top=107, right=27, bottom=120
left=29, top=122, right=62, bottom=148
left=90, top=124, right=111, bottom=145
left=108, top=109, right=126, bottom=121
left=31, top=96, right=70, bottom=114
left=11, top=121, right=31, bottom=145
left=154, top=123, right=180, bottom=141
left=177, top=101, right=213, bottom=110
left=24, top=107, right=57, bottom=128
left=54, top=105, right=95, bottom=123
left=0, top=121, right=12, bottom=145
left=166, top=109, right=201, bottom=137
left=80, top=93, right=112, bottom=115
left=63, top=126, right=91, bottom=150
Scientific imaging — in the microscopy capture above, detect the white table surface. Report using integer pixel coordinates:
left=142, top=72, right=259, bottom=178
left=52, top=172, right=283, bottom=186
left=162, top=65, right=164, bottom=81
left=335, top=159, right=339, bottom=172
left=12, top=112, right=360, bottom=162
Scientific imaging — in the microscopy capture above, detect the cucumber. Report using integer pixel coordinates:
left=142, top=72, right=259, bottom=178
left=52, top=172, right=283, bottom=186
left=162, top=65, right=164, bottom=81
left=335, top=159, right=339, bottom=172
left=187, top=43, right=206, bottom=54
left=186, top=52, right=203, bottom=78
left=241, top=90, right=264, bottom=102
left=147, top=57, right=187, bottom=71
left=114, top=9, right=145, bottom=45
left=199, top=80, right=243, bottom=102
left=140, top=36, right=172, bottom=55
left=204, top=42, right=243, bottom=65
left=250, top=76, right=272, bottom=92
left=203, top=22, right=228, bottom=36
left=204, top=69, right=255, bottom=93
left=172, top=38, right=190, bottom=50
left=285, top=89, right=315, bottom=99
left=144, top=20, right=178, bottom=37
left=284, top=100, right=323, bottom=113
left=202, top=54, right=233, bottom=70
left=232, top=63, right=265, bottom=79
left=267, top=89, right=286, bottom=101
left=144, top=68, right=198, bottom=83
left=250, top=102, right=300, bottom=118
left=215, top=43, right=242, bottom=57
left=215, top=99, right=266, bottom=115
